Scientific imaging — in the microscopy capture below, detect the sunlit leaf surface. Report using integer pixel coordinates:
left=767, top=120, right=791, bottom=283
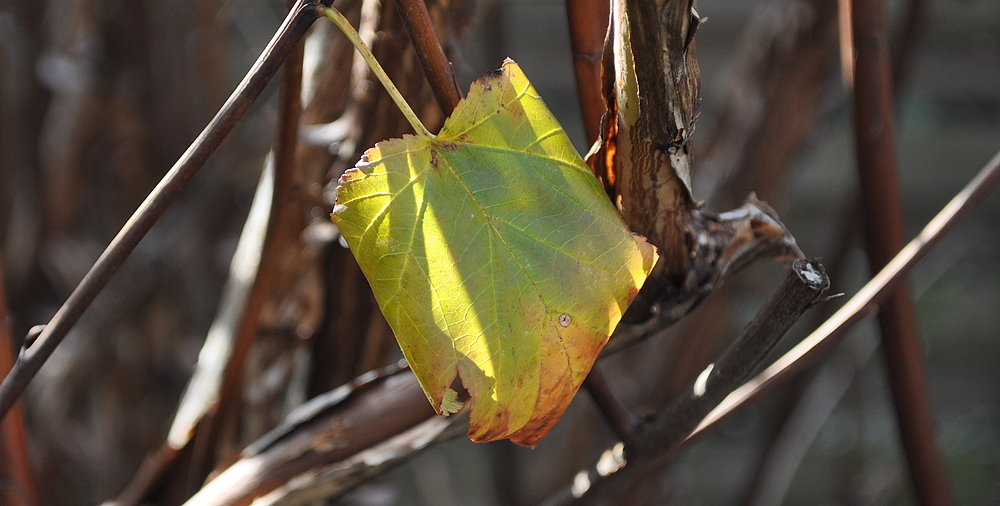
left=332, top=60, right=656, bottom=446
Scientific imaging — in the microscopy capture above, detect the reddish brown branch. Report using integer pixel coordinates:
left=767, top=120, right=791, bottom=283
left=564, top=0, right=610, bottom=145
left=0, top=258, right=38, bottom=506
left=394, top=0, right=462, bottom=115
left=850, top=0, right=953, bottom=504
left=0, top=0, right=324, bottom=422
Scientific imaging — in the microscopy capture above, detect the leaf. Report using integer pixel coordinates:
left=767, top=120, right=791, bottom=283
left=332, top=59, right=656, bottom=446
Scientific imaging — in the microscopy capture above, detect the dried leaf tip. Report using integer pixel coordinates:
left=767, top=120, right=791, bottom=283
left=441, top=388, right=463, bottom=414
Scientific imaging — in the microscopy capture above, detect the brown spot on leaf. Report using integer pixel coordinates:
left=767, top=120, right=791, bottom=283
left=559, top=313, right=572, bottom=327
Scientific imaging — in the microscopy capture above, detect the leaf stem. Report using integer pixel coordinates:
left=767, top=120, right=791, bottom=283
left=319, top=6, right=432, bottom=137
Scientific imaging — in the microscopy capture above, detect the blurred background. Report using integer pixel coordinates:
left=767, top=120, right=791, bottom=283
left=1, top=0, right=998, bottom=504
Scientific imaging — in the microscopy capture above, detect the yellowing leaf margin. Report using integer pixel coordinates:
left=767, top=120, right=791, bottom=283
left=332, top=59, right=656, bottom=446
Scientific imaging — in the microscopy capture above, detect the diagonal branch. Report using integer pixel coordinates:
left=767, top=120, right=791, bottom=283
left=0, top=0, right=326, bottom=422
left=180, top=367, right=436, bottom=506
left=568, top=260, right=829, bottom=504
left=687, top=147, right=1000, bottom=443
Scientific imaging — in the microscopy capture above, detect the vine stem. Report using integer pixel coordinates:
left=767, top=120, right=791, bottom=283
left=319, top=6, right=433, bottom=137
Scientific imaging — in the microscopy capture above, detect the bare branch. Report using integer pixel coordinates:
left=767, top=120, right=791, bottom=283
left=851, top=0, right=953, bottom=502
left=583, top=365, right=643, bottom=445
left=564, top=0, right=610, bottom=145
left=393, top=0, right=462, bottom=115
left=253, top=413, right=468, bottom=506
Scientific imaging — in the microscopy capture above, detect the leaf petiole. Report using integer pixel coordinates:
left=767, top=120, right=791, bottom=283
left=319, top=6, right=433, bottom=138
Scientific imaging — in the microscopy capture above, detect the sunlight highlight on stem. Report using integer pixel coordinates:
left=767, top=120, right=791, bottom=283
left=319, top=6, right=433, bottom=137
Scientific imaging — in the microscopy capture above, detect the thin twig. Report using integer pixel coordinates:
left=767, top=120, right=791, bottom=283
left=838, top=0, right=854, bottom=88
left=851, top=0, right=953, bottom=503
left=582, top=365, right=643, bottom=445
left=393, top=0, right=463, bottom=115
left=0, top=0, right=325, bottom=422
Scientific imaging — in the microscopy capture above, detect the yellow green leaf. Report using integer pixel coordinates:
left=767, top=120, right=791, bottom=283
left=332, top=59, right=656, bottom=446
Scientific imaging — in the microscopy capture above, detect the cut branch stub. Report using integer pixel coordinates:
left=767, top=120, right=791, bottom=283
left=597, top=0, right=701, bottom=274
